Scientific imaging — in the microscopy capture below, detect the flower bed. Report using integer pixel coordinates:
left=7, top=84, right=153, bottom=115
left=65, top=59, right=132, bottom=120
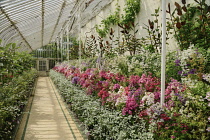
left=0, top=69, right=38, bottom=139
left=51, top=57, right=210, bottom=139
left=50, top=70, right=154, bottom=139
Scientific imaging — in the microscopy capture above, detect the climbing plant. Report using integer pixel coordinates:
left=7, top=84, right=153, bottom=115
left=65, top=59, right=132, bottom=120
left=95, top=4, right=120, bottom=38
left=120, top=0, right=141, bottom=28
left=96, top=0, right=141, bottom=37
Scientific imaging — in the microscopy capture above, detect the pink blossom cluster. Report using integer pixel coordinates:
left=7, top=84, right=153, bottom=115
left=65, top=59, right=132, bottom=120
left=53, top=64, right=187, bottom=119
left=53, top=64, right=191, bottom=137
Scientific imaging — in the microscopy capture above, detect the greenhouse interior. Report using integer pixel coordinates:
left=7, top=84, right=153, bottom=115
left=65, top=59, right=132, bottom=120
left=0, top=0, right=210, bottom=139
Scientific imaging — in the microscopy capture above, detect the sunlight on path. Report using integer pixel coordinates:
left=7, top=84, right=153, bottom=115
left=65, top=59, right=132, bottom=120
left=16, top=77, right=84, bottom=140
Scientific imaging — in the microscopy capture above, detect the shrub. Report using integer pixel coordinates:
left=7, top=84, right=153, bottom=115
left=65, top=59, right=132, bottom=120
left=0, top=69, right=37, bottom=139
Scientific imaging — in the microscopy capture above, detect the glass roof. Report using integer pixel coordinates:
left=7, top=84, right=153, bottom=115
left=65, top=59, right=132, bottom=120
left=0, top=0, right=77, bottom=52
left=0, top=0, right=114, bottom=52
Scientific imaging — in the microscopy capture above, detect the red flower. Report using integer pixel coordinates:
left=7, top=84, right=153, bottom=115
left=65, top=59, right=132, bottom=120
left=139, top=110, right=148, bottom=118
left=173, top=112, right=181, bottom=117
left=98, top=88, right=109, bottom=100
left=160, top=113, right=170, bottom=121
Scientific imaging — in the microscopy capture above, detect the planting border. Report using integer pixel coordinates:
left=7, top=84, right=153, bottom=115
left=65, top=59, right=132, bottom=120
left=15, top=77, right=38, bottom=140
left=50, top=70, right=154, bottom=140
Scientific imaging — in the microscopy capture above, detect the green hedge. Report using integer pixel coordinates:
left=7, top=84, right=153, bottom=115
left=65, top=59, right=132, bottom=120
left=0, top=69, right=38, bottom=139
left=50, top=70, right=154, bottom=140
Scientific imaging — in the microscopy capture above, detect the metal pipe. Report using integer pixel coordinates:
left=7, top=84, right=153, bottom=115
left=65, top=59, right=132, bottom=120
left=161, top=0, right=166, bottom=107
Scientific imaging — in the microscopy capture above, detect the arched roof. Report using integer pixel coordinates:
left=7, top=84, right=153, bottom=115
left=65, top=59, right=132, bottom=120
left=0, top=0, right=117, bottom=52
left=0, top=0, right=77, bottom=52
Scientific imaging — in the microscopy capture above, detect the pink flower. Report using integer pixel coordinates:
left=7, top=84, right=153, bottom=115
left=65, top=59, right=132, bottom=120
left=139, top=110, right=148, bottom=118
left=129, top=75, right=141, bottom=88
left=171, top=135, right=176, bottom=139
left=181, top=130, right=187, bottom=134
left=122, top=95, right=139, bottom=115
left=138, top=73, right=161, bottom=92
left=113, top=84, right=120, bottom=90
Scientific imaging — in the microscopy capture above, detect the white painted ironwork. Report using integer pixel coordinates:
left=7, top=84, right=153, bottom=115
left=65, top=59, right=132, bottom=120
left=0, top=0, right=77, bottom=51
left=161, top=0, right=167, bottom=107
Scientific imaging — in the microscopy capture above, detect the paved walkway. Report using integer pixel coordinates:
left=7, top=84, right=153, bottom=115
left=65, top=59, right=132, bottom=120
left=16, top=77, right=84, bottom=140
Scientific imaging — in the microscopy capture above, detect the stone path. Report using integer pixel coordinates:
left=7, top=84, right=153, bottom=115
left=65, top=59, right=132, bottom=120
left=16, top=77, right=84, bottom=140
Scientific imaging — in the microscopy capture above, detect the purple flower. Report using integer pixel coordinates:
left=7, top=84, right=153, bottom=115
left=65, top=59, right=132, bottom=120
left=175, top=59, right=181, bottom=66
left=194, top=48, right=199, bottom=55
left=183, top=73, right=188, bottom=77
left=186, top=64, right=190, bottom=67
left=71, top=66, right=76, bottom=69
left=188, top=69, right=196, bottom=74
left=96, top=56, right=101, bottom=63
left=82, top=62, right=89, bottom=67
left=72, top=76, right=80, bottom=84
left=178, top=71, right=182, bottom=75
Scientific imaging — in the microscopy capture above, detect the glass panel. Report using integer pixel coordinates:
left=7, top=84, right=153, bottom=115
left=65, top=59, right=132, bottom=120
left=39, top=60, right=46, bottom=71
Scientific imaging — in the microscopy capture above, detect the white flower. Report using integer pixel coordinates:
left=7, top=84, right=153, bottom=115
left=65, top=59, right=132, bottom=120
left=142, top=92, right=155, bottom=106
left=115, top=94, right=127, bottom=106
left=114, top=86, right=127, bottom=106
left=185, top=101, right=190, bottom=106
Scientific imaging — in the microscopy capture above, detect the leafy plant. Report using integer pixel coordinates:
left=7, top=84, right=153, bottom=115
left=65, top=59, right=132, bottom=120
left=95, top=0, right=141, bottom=37
left=85, top=35, right=97, bottom=57
left=0, top=41, right=35, bottom=85
left=95, top=4, right=120, bottom=38
left=120, top=0, right=141, bottom=27
left=0, top=69, right=37, bottom=139
left=167, top=0, right=210, bottom=50
left=118, top=22, right=141, bottom=55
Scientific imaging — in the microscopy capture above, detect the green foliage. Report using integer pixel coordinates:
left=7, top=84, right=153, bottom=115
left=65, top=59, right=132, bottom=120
left=165, top=52, right=182, bottom=82
left=68, top=37, right=80, bottom=60
left=142, top=8, right=163, bottom=53
left=167, top=81, right=210, bottom=140
left=85, top=35, right=97, bottom=58
left=118, top=61, right=129, bottom=76
left=95, top=5, right=120, bottom=38
left=167, top=0, right=210, bottom=50
left=120, top=0, right=141, bottom=26
left=63, top=51, right=183, bottom=83
left=0, top=69, right=37, bottom=139
left=117, top=22, right=142, bottom=55
left=96, top=0, right=141, bottom=37
left=0, top=42, right=35, bottom=85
